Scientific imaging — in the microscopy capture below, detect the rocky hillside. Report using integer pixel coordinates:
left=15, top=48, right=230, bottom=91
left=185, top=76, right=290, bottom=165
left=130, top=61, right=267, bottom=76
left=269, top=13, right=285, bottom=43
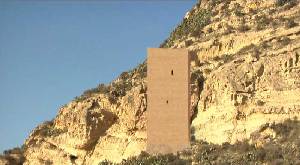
left=1, top=0, right=300, bottom=164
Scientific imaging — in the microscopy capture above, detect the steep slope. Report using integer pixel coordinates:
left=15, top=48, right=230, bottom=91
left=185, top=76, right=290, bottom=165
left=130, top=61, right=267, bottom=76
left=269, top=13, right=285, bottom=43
left=116, top=119, right=300, bottom=165
left=22, top=65, right=147, bottom=164
left=1, top=0, right=300, bottom=164
left=187, top=0, right=300, bottom=145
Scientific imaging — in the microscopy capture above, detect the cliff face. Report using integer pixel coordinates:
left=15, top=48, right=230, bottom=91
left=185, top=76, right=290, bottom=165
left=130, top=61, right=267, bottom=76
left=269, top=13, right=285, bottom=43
left=22, top=65, right=147, bottom=164
left=1, top=0, right=300, bottom=164
left=187, top=0, right=300, bottom=145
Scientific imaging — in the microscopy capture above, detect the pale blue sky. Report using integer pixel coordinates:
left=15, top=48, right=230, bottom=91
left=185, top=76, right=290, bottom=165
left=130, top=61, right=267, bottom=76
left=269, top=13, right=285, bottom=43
left=0, top=0, right=196, bottom=152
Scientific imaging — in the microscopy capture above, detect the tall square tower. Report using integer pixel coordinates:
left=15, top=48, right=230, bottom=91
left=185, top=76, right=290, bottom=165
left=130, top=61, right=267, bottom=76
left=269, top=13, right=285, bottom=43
left=147, top=48, right=190, bottom=154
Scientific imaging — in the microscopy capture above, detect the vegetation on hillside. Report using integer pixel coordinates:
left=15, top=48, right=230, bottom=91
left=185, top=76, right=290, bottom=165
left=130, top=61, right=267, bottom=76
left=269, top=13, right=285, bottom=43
left=3, top=0, right=299, bottom=164
left=99, top=119, right=300, bottom=165
left=275, top=0, right=297, bottom=6
left=1, top=147, right=24, bottom=165
left=160, top=8, right=211, bottom=48
left=73, top=62, right=147, bottom=103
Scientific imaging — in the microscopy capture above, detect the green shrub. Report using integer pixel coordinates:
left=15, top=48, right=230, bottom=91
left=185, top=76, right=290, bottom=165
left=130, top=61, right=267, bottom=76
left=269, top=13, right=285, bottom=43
left=237, top=24, right=250, bottom=32
left=285, top=19, right=298, bottom=28
left=98, top=160, right=114, bottom=165
left=276, top=0, right=296, bottom=6
left=256, top=100, right=265, bottom=106
left=73, top=62, right=142, bottom=104
left=3, top=147, right=23, bottom=155
left=40, top=121, right=67, bottom=137
left=255, top=15, right=270, bottom=30
left=213, top=54, right=233, bottom=63
left=209, top=0, right=223, bottom=8
left=233, top=4, right=245, bottom=17
left=120, top=152, right=189, bottom=165
left=120, top=71, right=130, bottom=80
left=95, top=119, right=300, bottom=164
left=279, top=36, right=291, bottom=46
left=74, top=83, right=110, bottom=102
left=136, top=62, right=147, bottom=79
left=83, top=83, right=110, bottom=96
left=108, top=93, right=117, bottom=104
left=161, top=9, right=211, bottom=48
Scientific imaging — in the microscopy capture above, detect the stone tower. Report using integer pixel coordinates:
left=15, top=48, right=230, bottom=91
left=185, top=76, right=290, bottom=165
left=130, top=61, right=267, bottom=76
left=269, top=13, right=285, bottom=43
left=147, top=48, right=190, bottom=154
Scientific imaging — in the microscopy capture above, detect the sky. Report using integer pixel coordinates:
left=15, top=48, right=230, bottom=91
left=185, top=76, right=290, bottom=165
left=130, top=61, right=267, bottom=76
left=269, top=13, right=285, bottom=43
left=0, top=0, right=196, bottom=152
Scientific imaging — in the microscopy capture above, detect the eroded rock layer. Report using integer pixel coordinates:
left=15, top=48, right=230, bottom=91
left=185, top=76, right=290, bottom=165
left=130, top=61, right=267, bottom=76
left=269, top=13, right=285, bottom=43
left=1, top=0, right=300, bottom=164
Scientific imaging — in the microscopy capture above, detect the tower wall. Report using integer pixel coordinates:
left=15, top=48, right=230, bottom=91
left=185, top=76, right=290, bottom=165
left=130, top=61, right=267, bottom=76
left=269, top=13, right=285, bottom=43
left=147, top=48, right=190, bottom=154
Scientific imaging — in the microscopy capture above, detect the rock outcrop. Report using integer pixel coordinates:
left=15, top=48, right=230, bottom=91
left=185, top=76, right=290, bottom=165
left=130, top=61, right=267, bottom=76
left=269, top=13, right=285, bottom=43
left=2, top=0, right=300, bottom=164
left=22, top=70, right=147, bottom=164
left=187, top=0, right=300, bottom=145
left=0, top=148, right=24, bottom=165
